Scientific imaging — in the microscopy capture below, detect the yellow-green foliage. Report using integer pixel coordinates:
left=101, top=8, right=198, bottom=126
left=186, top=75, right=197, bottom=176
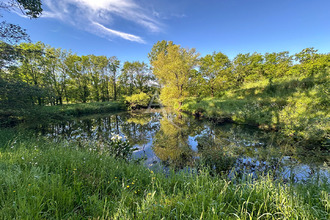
left=125, top=92, right=150, bottom=109
left=151, top=43, right=199, bottom=107
left=182, top=71, right=329, bottom=143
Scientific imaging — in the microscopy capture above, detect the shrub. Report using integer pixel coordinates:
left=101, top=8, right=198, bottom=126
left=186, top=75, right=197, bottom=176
left=125, top=92, right=150, bottom=110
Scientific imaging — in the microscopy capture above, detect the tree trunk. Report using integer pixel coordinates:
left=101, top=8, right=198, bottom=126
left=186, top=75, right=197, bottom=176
left=114, top=80, right=117, bottom=101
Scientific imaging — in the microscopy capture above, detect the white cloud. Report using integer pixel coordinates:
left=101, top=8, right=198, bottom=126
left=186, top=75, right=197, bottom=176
left=92, top=22, right=145, bottom=44
left=42, top=0, right=161, bottom=43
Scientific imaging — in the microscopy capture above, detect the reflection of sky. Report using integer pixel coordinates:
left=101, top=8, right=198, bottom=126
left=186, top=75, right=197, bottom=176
left=133, top=140, right=160, bottom=167
left=188, top=136, right=198, bottom=152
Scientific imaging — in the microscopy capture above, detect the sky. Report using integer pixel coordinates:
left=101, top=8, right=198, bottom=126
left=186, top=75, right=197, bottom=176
left=2, top=0, right=330, bottom=63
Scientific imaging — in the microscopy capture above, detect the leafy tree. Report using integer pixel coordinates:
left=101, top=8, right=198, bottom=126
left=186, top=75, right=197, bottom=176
left=108, top=56, right=120, bottom=101
left=187, top=69, right=206, bottom=98
left=43, top=46, right=70, bottom=105
left=148, top=40, right=174, bottom=63
left=295, top=48, right=319, bottom=64
left=263, top=51, right=292, bottom=78
left=0, top=41, right=19, bottom=73
left=292, top=48, right=329, bottom=77
left=0, top=0, right=42, bottom=43
left=200, top=52, right=231, bottom=97
left=0, top=0, right=42, bottom=18
left=232, top=52, right=264, bottom=84
left=151, top=43, right=199, bottom=108
left=121, top=61, right=152, bottom=96
left=17, top=41, right=44, bottom=86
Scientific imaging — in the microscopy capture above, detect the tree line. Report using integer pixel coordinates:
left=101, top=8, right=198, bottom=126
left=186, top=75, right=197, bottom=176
left=1, top=40, right=329, bottom=110
left=150, top=41, right=330, bottom=108
left=0, top=41, right=155, bottom=109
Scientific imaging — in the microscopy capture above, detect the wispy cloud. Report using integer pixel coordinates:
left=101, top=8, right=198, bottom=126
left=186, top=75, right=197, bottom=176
left=42, top=0, right=162, bottom=43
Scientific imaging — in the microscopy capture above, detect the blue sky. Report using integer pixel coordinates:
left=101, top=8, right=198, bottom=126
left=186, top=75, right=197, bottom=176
left=2, top=0, right=330, bottom=63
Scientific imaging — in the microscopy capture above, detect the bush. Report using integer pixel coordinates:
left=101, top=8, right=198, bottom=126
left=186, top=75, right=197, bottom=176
left=125, top=92, right=150, bottom=110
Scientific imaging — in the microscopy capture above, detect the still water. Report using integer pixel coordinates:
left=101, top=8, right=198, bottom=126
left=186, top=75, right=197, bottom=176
left=22, top=109, right=330, bottom=181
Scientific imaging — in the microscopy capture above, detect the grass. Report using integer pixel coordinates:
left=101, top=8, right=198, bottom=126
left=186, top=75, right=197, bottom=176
left=0, top=101, right=126, bottom=125
left=0, top=129, right=329, bottom=219
left=38, top=101, right=126, bottom=118
left=182, top=72, right=330, bottom=145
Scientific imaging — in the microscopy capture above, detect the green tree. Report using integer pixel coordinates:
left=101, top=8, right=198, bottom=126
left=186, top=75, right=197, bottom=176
left=108, top=56, right=120, bottom=101
left=263, top=51, right=292, bottom=78
left=151, top=43, right=199, bottom=108
left=121, top=61, right=152, bottom=95
left=232, top=52, right=264, bottom=84
left=200, top=52, right=231, bottom=97
left=17, top=41, right=45, bottom=105
left=148, top=40, right=174, bottom=63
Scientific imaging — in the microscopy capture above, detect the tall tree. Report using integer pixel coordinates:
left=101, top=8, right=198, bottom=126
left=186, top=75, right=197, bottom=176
left=200, top=52, right=231, bottom=97
left=17, top=41, right=44, bottom=86
left=263, top=51, right=292, bottom=78
left=151, top=43, right=199, bottom=108
left=148, top=40, right=174, bottom=63
left=232, top=52, right=264, bottom=84
left=108, top=56, right=120, bottom=101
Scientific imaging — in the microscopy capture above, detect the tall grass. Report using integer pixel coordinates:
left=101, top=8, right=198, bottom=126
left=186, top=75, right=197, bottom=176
left=0, top=129, right=329, bottom=219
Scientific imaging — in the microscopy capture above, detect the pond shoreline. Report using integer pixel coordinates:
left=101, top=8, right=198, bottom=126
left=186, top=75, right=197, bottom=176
left=181, top=98, right=329, bottom=147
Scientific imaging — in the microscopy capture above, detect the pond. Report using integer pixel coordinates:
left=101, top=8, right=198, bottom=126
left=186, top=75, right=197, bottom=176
left=20, top=109, right=330, bottom=182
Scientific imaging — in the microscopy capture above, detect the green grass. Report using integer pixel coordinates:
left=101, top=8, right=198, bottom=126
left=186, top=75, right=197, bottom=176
left=0, top=129, right=329, bottom=219
left=38, top=101, right=126, bottom=118
left=0, top=101, right=126, bottom=125
left=182, top=72, right=330, bottom=145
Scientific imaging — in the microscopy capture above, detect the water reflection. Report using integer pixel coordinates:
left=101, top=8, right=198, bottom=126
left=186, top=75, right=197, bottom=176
left=23, top=110, right=330, bottom=181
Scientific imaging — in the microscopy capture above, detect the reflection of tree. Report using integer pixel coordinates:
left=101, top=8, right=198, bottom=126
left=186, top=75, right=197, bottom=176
left=120, top=113, right=160, bottom=146
left=25, top=111, right=329, bottom=180
left=153, top=117, right=195, bottom=169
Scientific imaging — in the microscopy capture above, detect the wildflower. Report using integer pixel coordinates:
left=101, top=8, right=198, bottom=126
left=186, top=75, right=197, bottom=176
left=73, top=168, right=77, bottom=171
left=28, top=184, right=31, bottom=186
left=150, top=171, right=154, bottom=174
left=134, top=191, right=137, bottom=194
left=148, top=193, right=151, bottom=196
left=13, top=191, right=16, bottom=193
left=115, top=177, right=117, bottom=179
left=21, top=157, right=24, bottom=160
left=132, top=182, right=135, bottom=185
left=127, top=185, right=130, bottom=188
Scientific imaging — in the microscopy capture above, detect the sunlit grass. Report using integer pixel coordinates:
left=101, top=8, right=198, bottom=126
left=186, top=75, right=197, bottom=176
left=182, top=72, right=329, bottom=145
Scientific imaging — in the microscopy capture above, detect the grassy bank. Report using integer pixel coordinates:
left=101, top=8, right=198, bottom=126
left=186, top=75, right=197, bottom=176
left=182, top=72, right=329, bottom=145
left=1, top=101, right=126, bottom=125
left=0, top=129, right=329, bottom=219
